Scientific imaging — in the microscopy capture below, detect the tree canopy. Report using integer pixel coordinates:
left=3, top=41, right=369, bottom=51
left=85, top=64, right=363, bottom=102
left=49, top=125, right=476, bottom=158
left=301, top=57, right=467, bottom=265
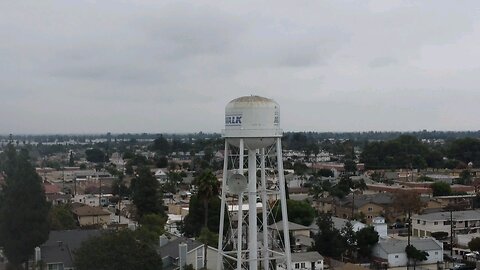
left=314, top=213, right=346, bottom=259
left=468, top=237, right=480, bottom=252
left=182, top=194, right=224, bottom=237
left=431, top=182, right=452, bottom=196
left=74, top=230, right=162, bottom=270
left=85, top=148, right=108, bottom=163
left=0, top=145, right=50, bottom=267
left=356, top=227, right=379, bottom=258
left=271, top=199, right=315, bottom=226
left=50, top=204, right=78, bottom=230
left=130, top=166, right=164, bottom=220
left=447, top=138, right=480, bottom=167
left=405, top=244, right=429, bottom=263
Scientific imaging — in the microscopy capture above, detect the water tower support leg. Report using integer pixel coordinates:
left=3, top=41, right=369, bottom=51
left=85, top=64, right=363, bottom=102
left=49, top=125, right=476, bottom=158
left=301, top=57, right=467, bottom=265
left=248, top=149, right=258, bottom=270
left=217, top=141, right=229, bottom=270
left=261, top=148, right=269, bottom=270
left=237, top=139, right=245, bottom=270
left=277, top=138, right=292, bottom=270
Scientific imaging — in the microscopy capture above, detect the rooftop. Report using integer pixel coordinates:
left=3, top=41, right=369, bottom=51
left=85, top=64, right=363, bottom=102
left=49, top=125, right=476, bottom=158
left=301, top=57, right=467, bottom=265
left=158, top=236, right=203, bottom=259
left=376, top=238, right=442, bottom=254
left=268, top=220, right=310, bottom=231
left=72, top=205, right=110, bottom=217
left=291, top=251, right=324, bottom=262
left=413, top=210, right=480, bottom=221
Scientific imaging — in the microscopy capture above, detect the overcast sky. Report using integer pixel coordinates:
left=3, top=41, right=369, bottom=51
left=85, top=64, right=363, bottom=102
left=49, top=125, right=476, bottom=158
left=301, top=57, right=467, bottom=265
left=1, top=1, right=480, bottom=134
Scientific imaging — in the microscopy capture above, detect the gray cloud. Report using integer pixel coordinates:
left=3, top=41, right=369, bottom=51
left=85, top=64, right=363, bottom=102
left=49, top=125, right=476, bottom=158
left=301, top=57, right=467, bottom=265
left=1, top=0, right=480, bottom=133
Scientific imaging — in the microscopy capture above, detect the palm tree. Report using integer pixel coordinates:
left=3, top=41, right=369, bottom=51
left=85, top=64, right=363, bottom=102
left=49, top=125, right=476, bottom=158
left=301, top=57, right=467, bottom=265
left=195, top=170, right=219, bottom=269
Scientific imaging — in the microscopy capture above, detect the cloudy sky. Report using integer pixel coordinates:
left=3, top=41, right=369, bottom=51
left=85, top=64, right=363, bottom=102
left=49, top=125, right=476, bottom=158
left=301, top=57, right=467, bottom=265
left=1, top=1, right=480, bottom=134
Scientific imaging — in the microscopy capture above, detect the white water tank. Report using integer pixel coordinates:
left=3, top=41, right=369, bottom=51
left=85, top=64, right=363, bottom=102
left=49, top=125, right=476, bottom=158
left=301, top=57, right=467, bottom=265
left=223, top=95, right=282, bottom=149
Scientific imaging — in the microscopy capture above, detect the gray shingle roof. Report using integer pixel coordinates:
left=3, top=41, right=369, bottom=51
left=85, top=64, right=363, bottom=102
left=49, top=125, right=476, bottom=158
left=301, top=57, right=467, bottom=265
left=376, top=238, right=442, bottom=254
left=339, top=193, right=394, bottom=209
left=268, top=220, right=310, bottom=231
left=331, top=217, right=364, bottom=231
left=158, top=237, right=203, bottom=259
left=413, top=210, right=480, bottom=221
left=295, top=235, right=314, bottom=247
left=291, top=251, right=324, bottom=262
left=41, top=230, right=102, bottom=267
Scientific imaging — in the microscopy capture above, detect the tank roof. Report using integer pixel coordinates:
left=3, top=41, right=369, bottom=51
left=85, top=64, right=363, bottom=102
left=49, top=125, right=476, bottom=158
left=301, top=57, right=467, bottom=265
left=229, top=95, right=275, bottom=104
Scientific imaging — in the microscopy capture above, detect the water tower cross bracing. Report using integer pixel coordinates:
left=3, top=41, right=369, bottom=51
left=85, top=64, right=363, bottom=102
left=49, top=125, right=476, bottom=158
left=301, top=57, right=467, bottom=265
left=217, top=95, right=292, bottom=270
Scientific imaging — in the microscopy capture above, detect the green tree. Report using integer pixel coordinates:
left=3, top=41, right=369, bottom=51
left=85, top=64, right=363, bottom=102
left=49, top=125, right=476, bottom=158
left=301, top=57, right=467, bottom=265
left=356, top=227, right=379, bottom=258
left=194, top=170, right=219, bottom=270
left=152, top=135, right=170, bottom=155
left=317, top=169, right=334, bottom=178
left=447, top=138, right=480, bottom=167
left=271, top=200, right=315, bottom=226
left=85, top=148, right=107, bottom=163
left=405, top=244, right=428, bottom=269
left=360, top=135, right=431, bottom=169
left=68, top=151, right=75, bottom=167
left=344, top=159, right=357, bottom=174
left=468, top=237, right=480, bottom=252
left=50, top=204, right=78, bottom=230
left=130, top=166, right=164, bottom=220
left=293, top=162, right=309, bottom=175
left=458, top=170, right=473, bottom=185
left=431, top=182, right=452, bottom=196
left=74, top=230, right=162, bottom=270
left=0, top=146, right=50, bottom=268
left=136, top=213, right=166, bottom=245
left=314, top=213, right=346, bottom=259
left=155, top=156, right=169, bottom=168
left=112, top=175, right=129, bottom=198
left=341, top=221, right=357, bottom=258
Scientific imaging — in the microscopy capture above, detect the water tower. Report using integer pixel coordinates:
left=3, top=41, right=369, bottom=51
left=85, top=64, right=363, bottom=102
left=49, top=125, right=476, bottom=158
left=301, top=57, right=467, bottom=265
left=217, top=96, right=292, bottom=270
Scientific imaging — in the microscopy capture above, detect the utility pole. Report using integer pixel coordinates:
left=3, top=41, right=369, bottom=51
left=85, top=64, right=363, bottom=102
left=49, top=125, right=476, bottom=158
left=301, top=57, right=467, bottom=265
left=351, top=191, right=355, bottom=219
left=408, top=208, right=411, bottom=246
left=450, top=208, right=454, bottom=258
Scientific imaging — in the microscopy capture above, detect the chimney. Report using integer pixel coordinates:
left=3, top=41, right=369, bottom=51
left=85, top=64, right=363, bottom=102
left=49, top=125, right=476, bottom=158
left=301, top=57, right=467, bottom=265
left=34, top=247, right=41, bottom=263
left=179, top=243, right=187, bottom=270
left=159, top=235, right=169, bottom=247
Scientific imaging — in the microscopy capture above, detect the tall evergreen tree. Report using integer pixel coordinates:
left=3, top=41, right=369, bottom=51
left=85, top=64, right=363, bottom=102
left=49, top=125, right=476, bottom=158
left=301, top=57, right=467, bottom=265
left=130, top=166, right=164, bottom=220
left=0, top=145, right=50, bottom=268
left=194, top=170, right=219, bottom=270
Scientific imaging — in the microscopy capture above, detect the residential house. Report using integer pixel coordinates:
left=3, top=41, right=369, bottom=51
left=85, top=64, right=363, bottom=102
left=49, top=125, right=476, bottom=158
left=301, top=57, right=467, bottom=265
left=334, top=193, right=395, bottom=224
left=310, top=216, right=387, bottom=239
left=313, top=197, right=334, bottom=214
left=158, top=235, right=220, bottom=270
left=277, top=251, right=324, bottom=270
left=268, top=221, right=311, bottom=238
left=372, top=238, right=443, bottom=267
left=72, top=205, right=111, bottom=227
left=155, top=169, right=169, bottom=184
left=412, top=210, right=480, bottom=238
left=35, top=230, right=101, bottom=270
left=269, top=221, right=314, bottom=252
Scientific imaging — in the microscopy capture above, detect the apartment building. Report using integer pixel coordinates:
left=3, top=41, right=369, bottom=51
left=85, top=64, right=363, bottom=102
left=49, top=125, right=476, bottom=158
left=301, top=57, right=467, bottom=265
left=412, top=210, right=480, bottom=237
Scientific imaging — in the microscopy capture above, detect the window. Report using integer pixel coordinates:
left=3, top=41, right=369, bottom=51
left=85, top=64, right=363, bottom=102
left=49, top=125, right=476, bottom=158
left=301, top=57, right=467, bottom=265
left=395, top=255, right=399, bottom=258
left=434, top=221, right=438, bottom=225
left=417, top=220, right=420, bottom=224
left=295, top=263, right=300, bottom=269
left=368, top=207, right=373, bottom=211
left=423, top=221, right=426, bottom=225
left=435, top=252, right=438, bottom=255
left=301, top=263, right=306, bottom=268
left=47, top=264, right=61, bottom=270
